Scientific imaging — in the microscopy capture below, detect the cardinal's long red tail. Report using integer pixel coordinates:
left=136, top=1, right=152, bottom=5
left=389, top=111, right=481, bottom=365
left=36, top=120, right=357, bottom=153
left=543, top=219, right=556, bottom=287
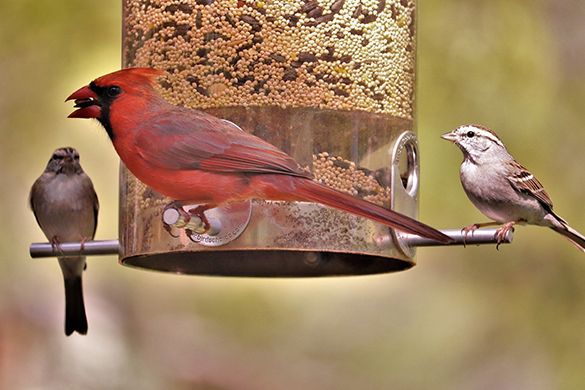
left=289, top=179, right=452, bottom=243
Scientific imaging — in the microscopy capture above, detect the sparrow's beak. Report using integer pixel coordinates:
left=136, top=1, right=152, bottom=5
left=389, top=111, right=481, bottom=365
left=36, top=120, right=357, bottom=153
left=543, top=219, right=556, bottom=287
left=440, top=131, right=458, bottom=143
left=66, top=85, right=101, bottom=119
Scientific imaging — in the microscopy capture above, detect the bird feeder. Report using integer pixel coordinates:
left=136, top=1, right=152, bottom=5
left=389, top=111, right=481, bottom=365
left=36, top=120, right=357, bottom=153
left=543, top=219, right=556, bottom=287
left=117, top=0, right=421, bottom=276
left=30, top=0, right=511, bottom=274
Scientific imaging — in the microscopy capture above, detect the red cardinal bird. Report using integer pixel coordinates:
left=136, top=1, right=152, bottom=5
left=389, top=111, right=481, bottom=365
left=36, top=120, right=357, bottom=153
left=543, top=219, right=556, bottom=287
left=67, top=68, right=451, bottom=243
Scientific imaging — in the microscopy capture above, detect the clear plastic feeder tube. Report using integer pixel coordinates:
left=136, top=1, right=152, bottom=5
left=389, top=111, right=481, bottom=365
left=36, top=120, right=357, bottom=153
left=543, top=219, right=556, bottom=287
left=119, top=0, right=419, bottom=276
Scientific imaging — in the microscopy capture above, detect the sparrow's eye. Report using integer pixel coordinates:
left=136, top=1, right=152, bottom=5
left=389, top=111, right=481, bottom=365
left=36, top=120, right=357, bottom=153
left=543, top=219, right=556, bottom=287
left=107, top=86, right=122, bottom=97
left=466, top=131, right=475, bottom=138
left=52, top=153, right=62, bottom=160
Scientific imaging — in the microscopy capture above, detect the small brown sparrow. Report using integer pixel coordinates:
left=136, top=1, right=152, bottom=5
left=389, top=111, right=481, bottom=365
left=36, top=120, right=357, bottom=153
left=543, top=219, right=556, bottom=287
left=30, top=147, right=99, bottom=335
left=441, top=124, right=585, bottom=252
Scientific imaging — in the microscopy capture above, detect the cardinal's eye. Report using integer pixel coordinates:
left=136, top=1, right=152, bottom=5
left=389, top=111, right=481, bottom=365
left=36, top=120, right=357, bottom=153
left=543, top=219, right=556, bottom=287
left=466, top=131, right=475, bottom=138
left=107, top=86, right=122, bottom=97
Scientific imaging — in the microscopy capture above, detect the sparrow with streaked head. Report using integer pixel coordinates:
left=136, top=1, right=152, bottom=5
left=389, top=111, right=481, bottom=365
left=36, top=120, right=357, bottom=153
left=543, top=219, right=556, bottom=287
left=442, top=124, right=585, bottom=252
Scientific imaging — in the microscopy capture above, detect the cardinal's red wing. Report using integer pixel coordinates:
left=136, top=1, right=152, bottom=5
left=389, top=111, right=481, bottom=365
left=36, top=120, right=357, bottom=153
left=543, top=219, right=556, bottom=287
left=135, top=107, right=310, bottom=178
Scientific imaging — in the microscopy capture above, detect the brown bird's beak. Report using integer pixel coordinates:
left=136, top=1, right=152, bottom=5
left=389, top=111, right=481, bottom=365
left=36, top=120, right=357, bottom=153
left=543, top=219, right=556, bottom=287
left=440, top=131, right=458, bottom=143
left=66, top=85, right=101, bottom=119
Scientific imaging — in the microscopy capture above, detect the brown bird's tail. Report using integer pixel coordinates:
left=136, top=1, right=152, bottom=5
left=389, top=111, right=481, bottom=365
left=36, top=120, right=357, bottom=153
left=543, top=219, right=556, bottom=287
left=60, top=257, right=88, bottom=336
left=290, top=179, right=452, bottom=243
left=550, top=225, right=585, bottom=252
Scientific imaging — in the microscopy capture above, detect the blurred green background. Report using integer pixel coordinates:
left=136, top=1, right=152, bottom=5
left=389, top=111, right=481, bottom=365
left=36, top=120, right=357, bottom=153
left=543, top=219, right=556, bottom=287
left=2, top=0, right=585, bottom=389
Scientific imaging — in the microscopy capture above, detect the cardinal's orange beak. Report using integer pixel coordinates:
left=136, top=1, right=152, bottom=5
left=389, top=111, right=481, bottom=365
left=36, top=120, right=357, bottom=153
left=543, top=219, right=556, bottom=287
left=66, top=85, right=101, bottom=119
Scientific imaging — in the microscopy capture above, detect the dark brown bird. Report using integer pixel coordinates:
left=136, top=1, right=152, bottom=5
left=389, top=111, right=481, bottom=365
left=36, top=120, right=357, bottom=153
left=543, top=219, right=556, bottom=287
left=30, top=147, right=99, bottom=335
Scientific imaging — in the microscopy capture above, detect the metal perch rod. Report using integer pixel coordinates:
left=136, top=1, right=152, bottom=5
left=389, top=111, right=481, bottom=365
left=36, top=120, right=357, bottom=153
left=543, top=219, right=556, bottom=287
left=403, top=228, right=513, bottom=247
left=29, top=228, right=511, bottom=258
left=30, top=239, right=121, bottom=258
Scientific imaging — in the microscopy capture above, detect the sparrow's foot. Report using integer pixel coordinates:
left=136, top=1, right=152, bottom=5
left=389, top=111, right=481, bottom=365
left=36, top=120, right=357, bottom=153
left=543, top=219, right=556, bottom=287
left=79, top=236, right=96, bottom=250
left=495, top=221, right=516, bottom=250
left=461, top=222, right=501, bottom=247
left=50, top=236, right=64, bottom=255
left=78, top=236, right=92, bottom=257
left=461, top=224, right=480, bottom=247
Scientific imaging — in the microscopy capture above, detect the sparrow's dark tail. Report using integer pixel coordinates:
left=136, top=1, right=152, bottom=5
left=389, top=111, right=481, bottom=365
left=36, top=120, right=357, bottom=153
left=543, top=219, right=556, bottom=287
left=64, top=274, right=88, bottom=336
left=60, top=257, right=88, bottom=336
left=291, top=179, right=452, bottom=243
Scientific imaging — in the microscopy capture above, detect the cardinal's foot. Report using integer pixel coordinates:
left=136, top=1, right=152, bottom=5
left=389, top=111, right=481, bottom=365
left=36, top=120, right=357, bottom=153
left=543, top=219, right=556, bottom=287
left=162, top=201, right=187, bottom=238
left=185, top=212, right=211, bottom=242
left=162, top=202, right=214, bottom=240
left=186, top=205, right=211, bottom=234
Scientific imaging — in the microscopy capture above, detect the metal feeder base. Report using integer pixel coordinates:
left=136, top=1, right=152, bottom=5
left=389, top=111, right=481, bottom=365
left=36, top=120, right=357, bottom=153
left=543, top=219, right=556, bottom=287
left=121, top=249, right=413, bottom=277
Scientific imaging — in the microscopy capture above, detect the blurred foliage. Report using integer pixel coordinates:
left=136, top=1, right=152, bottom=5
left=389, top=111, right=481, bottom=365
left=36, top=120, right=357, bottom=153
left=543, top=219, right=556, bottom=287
left=2, top=0, right=585, bottom=389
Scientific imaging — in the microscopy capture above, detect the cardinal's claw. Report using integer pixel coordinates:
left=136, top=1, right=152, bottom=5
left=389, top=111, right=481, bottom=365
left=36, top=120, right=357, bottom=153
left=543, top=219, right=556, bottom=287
left=162, top=202, right=214, bottom=238
left=186, top=205, right=212, bottom=234
left=163, top=222, right=180, bottom=238
left=162, top=201, right=188, bottom=238
left=185, top=229, right=196, bottom=242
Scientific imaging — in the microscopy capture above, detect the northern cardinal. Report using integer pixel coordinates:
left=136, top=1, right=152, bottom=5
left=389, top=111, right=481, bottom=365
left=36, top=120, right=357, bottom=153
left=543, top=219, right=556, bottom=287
left=67, top=68, right=450, bottom=243
left=30, top=147, right=99, bottom=335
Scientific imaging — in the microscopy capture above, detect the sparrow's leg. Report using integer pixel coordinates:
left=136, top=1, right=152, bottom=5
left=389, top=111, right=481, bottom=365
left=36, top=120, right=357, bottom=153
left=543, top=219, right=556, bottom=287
left=50, top=236, right=64, bottom=255
left=461, top=222, right=501, bottom=247
left=79, top=236, right=92, bottom=251
left=78, top=236, right=92, bottom=262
